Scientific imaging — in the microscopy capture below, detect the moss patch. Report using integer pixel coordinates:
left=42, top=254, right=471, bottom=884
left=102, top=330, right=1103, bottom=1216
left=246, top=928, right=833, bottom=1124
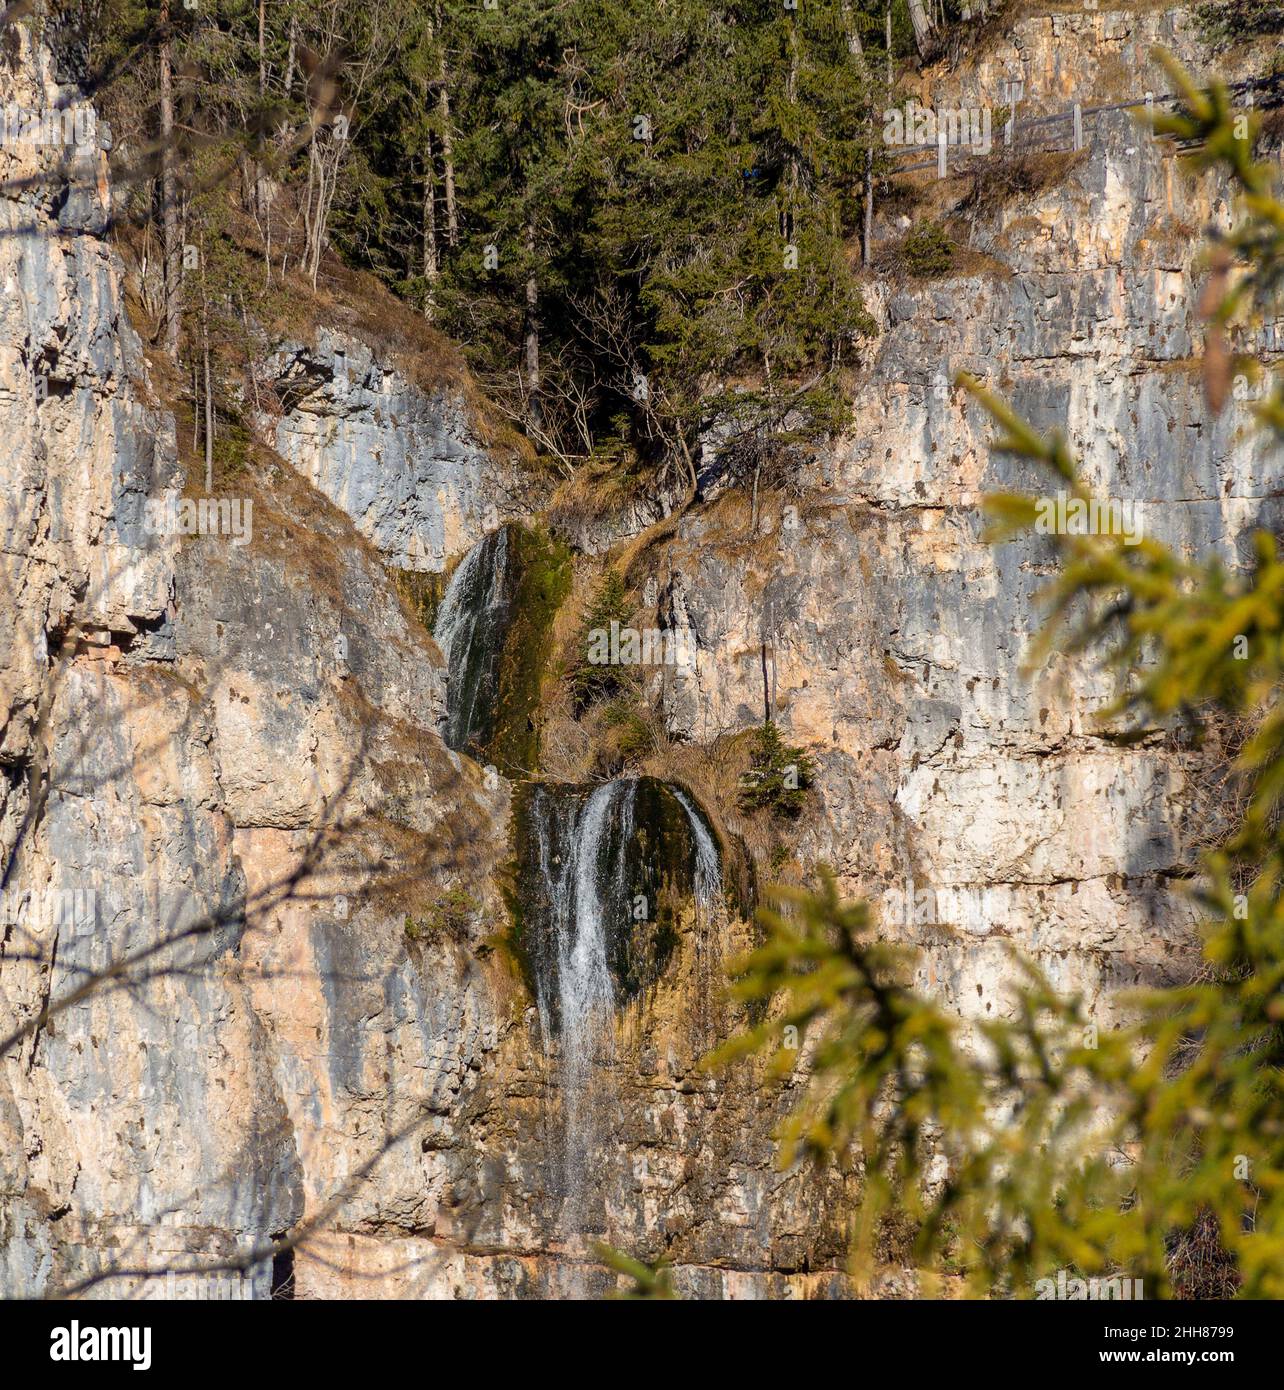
left=405, top=885, right=478, bottom=943
left=388, top=566, right=446, bottom=635
left=492, top=799, right=539, bottom=1000
left=487, top=523, right=572, bottom=777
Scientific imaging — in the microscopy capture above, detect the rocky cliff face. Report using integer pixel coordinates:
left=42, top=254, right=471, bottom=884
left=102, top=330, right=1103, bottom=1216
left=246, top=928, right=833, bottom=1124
left=656, top=6, right=1275, bottom=1029
left=0, top=7, right=1271, bottom=1299
left=264, top=331, right=543, bottom=572
left=0, top=17, right=513, bottom=1297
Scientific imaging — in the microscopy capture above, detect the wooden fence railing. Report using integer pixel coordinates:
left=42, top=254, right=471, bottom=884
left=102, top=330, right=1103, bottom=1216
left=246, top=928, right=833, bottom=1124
left=884, top=74, right=1284, bottom=178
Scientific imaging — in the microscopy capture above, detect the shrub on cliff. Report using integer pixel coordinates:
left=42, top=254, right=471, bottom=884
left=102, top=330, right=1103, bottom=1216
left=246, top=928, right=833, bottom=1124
left=567, top=569, right=634, bottom=714
left=405, top=887, right=478, bottom=942
left=901, top=220, right=956, bottom=278
left=1195, top=0, right=1284, bottom=44
left=737, top=721, right=815, bottom=819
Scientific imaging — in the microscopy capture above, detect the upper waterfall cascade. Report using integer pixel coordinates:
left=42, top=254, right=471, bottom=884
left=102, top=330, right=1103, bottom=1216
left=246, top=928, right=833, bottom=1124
left=433, top=526, right=513, bottom=754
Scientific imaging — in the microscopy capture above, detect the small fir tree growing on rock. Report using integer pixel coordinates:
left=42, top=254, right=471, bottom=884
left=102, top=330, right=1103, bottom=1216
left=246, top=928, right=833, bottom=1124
left=738, top=721, right=815, bottom=819
left=569, top=568, right=633, bottom=713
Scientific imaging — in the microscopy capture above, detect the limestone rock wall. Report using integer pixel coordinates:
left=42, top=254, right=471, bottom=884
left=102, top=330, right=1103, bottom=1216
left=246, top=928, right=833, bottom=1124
left=0, top=17, right=843, bottom=1300
left=654, top=8, right=1274, bottom=1026
left=1, top=6, right=1272, bottom=1300
left=265, top=331, right=543, bottom=572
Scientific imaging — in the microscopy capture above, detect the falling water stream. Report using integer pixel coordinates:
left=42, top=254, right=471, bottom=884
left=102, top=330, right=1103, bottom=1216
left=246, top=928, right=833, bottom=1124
left=521, top=777, right=723, bottom=1246
left=432, top=526, right=512, bottom=754
left=434, top=530, right=725, bottom=1262
left=529, top=781, right=629, bottom=1226
left=670, top=784, right=723, bottom=913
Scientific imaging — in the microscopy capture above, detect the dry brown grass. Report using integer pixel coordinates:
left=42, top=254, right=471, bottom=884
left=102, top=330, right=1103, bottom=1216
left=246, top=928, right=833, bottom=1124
left=544, top=454, right=684, bottom=545
left=1179, top=707, right=1261, bottom=880
left=1258, top=104, right=1284, bottom=148
left=957, top=148, right=1089, bottom=224
left=529, top=548, right=627, bottom=782
left=1167, top=1206, right=1243, bottom=1300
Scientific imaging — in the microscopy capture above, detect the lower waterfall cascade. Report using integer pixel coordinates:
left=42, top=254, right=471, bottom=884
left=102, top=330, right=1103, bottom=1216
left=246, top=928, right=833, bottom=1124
left=518, top=776, right=724, bottom=1237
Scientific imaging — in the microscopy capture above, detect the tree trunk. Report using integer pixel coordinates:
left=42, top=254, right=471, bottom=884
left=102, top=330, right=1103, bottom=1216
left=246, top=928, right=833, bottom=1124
left=841, top=0, right=864, bottom=57
left=247, top=6, right=271, bottom=223
left=434, top=4, right=458, bottom=247
left=284, top=17, right=298, bottom=96
left=159, top=0, right=180, bottom=358
left=439, top=85, right=458, bottom=247
left=907, top=0, right=936, bottom=59
left=841, top=2, right=872, bottom=266
left=303, top=133, right=341, bottom=289
left=863, top=147, right=874, bottom=266
left=523, top=220, right=540, bottom=429
left=422, top=136, right=438, bottom=314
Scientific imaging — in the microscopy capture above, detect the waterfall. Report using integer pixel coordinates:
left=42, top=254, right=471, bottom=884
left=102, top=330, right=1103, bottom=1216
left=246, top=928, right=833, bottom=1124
left=563, top=782, right=628, bottom=1056
left=559, top=782, right=625, bottom=1221
left=527, top=781, right=627, bottom=1230
left=432, top=527, right=511, bottom=754
left=671, top=785, right=723, bottom=914
left=519, top=776, right=723, bottom=1243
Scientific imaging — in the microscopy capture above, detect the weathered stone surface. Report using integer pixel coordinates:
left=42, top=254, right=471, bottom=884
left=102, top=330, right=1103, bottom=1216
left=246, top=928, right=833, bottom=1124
left=650, top=11, right=1273, bottom=1028
left=265, top=331, right=543, bottom=572
left=0, top=20, right=848, bottom=1301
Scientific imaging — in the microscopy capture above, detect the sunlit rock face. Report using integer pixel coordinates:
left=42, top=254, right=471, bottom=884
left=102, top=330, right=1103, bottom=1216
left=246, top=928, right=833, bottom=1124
left=0, top=7, right=1267, bottom=1300
left=265, top=331, right=543, bottom=572
left=653, top=9, right=1264, bottom=1030
left=0, top=18, right=506, bottom=1300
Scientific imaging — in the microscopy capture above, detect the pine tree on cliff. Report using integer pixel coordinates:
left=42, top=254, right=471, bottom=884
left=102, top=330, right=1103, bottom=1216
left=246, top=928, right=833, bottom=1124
left=427, top=0, right=878, bottom=470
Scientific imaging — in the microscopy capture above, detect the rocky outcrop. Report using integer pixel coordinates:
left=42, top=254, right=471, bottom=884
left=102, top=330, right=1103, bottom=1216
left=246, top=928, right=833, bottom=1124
left=0, top=17, right=510, bottom=1298
left=265, top=331, right=543, bottom=572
